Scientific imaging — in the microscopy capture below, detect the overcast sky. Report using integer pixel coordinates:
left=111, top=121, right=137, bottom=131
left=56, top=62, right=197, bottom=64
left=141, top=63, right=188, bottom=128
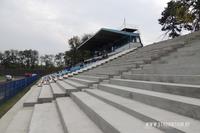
left=0, top=0, right=170, bottom=55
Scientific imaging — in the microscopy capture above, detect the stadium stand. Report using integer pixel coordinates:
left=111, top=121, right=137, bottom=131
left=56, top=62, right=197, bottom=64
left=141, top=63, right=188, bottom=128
left=1, top=29, right=200, bottom=133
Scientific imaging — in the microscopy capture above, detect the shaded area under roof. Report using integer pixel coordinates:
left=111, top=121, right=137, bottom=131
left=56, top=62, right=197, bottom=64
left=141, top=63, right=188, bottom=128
left=77, top=28, right=140, bottom=51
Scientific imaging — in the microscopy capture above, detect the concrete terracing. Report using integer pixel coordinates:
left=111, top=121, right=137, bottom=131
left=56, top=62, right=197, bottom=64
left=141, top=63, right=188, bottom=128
left=1, top=31, right=200, bottom=133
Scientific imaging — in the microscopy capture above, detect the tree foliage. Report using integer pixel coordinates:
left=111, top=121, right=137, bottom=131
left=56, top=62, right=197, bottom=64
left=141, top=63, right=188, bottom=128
left=159, top=0, right=200, bottom=38
left=191, top=0, right=200, bottom=31
left=0, top=49, right=39, bottom=69
left=81, top=34, right=93, bottom=43
left=65, top=34, right=93, bottom=67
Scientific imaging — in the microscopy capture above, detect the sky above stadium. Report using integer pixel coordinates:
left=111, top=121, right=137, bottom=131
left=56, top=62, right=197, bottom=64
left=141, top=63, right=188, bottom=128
left=0, top=0, right=170, bottom=55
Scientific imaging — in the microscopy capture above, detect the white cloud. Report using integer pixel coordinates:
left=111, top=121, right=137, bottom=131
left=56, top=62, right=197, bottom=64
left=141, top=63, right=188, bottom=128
left=0, top=0, right=170, bottom=54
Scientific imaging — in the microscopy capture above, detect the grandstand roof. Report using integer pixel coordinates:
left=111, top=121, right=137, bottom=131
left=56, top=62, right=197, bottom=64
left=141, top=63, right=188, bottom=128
left=77, top=28, right=140, bottom=51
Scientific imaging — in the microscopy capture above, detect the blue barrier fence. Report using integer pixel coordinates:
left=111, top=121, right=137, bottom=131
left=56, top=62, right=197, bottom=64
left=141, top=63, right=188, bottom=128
left=0, top=75, right=39, bottom=105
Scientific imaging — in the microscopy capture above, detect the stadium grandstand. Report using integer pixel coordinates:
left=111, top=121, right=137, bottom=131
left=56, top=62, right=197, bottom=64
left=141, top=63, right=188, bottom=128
left=1, top=28, right=200, bottom=133
left=46, top=27, right=143, bottom=78
left=78, top=28, right=142, bottom=53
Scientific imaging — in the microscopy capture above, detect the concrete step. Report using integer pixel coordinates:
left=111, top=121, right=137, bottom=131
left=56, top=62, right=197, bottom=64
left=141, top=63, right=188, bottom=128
left=87, top=68, right=128, bottom=76
left=28, top=102, right=64, bottom=133
left=148, top=60, right=200, bottom=67
left=97, top=66, right=132, bottom=71
left=64, top=79, right=87, bottom=89
left=56, top=80, right=79, bottom=95
left=71, top=92, right=163, bottom=133
left=56, top=97, right=103, bottom=133
left=90, top=67, right=129, bottom=72
left=131, top=66, right=200, bottom=75
left=5, top=107, right=33, bottom=133
left=70, top=77, right=99, bottom=86
left=177, top=42, right=200, bottom=52
left=121, top=73, right=200, bottom=85
left=98, top=83, right=200, bottom=120
left=109, top=78, right=200, bottom=98
left=85, top=89, right=200, bottom=133
left=75, top=75, right=108, bottom=82
left=142, top=63, right=200, bottom=70
left=107, top=58, right=151, bottom=64
left=126, top=50, right=164, bottom=58
left=158, top=55, right=200, bottom=65
left=23, top=86, right=42, bottom=107
left=123, top=58, right=152, bottom=63
left=50, top=83, right=66, bottom=98
left=157, top=41, right=199, bottom=59
left=162, top=46, right=200, bottom=58
left=110, top=60, right=146, bottom=66
left=101, top=63, right=137, bottom=68
left=84, top=70, right=119, bottom=77
left=82, top=73, right=110, bottom=78
left=38, top=85, right=53, bottom=103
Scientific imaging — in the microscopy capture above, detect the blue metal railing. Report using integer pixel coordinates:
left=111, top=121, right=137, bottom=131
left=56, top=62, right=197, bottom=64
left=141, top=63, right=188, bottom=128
left=0, top=75, right=39, bottom=105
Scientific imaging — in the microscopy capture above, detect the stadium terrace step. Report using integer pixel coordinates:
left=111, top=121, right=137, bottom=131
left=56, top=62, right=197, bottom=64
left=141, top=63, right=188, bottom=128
left=23, top=86, right=42, bottom=107
left=84, top=70, right=121, bottom=76
left=106, top=57, right=152, bottom=64
left=98, top=83, right=200, bottom=120
left=70, top=77, right=99, bottom=86
left=163, top=43, right=200, bottom=57
left=121, top=73, right=200, bottom=85
left=126, top=50, right=167, bottom=58
left=86, top=67, right=131, bottom=74
left=109, top=78, right=200, bottom=98
left=101, top=63, right=138, bottom=68
left=4, top=107, right=33, bottom=133
left=138, top=42, right=185, bottom=52
left=28, top=103, right=64, bottom=133
left=137, top=47, right=174, bottom=55
left=85, top=89, right=200, bottom=133
left=82, top=73, right=110, bottom=78
left=75, top=75, right=108, bottom=82
left=107, top=60, right=146, bottom=66
left=98, top=65, right=133, bottom=70
left=38, top=85, right=53, bottom=103
left=71, top=92, right=163, bottom=133
left=177, top=41, right=200, bottom=52
left=120, top=58, right=152, bottom=63
left=158, top=55, right=200, bottom=66
left=3, top=31, right=200, bottom=133
left=63, top=79, right=87, bottom=89
left=89, top=66, right=130, bottom=72
left=131, top=65, right=200, bottom=75
left=56, top=80, right=79, bottom=95
left=56, top=98, right=103, bottom=133
left=50, top=83, right=66, bottom=98
left=67, top=47, right=138, bottom=77
left=142, top=63, right=200, bottom=69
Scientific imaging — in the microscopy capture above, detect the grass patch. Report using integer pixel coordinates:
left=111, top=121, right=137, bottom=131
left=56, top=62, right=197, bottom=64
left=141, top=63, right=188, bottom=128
left=0, top=76, right=5, bottom=81
left=0, top=80, right=38, bottom=118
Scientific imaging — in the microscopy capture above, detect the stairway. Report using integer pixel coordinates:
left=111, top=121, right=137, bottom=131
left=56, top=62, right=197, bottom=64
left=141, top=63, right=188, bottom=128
left=2, top=31, right=200, bottom=133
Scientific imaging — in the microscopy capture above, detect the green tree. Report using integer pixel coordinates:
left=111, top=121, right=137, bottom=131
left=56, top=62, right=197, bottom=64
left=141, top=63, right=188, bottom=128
left=159, top=0, right=193, bottom=38
left=30, top=50, right=39, bottom=68
left=2, top=50, right=12, bottom=68
left=65, top=34, right=93, bottom=67
left=22, top=50, right=39, bottom=68
left=81, top=34, right=93, bottom=43
left=41, top=54, right=54, bottom=68
left=55, top=52, right=65, bottom=67
left=191, top=0, right=200, bottom=31
left=68, top=36, right=81, bottom=65
left=0, top=52, right=4, bottom=65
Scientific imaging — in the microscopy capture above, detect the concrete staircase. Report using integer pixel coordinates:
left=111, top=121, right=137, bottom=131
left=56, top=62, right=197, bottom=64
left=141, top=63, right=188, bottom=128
left=2, top=31, right=200, bottom=133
